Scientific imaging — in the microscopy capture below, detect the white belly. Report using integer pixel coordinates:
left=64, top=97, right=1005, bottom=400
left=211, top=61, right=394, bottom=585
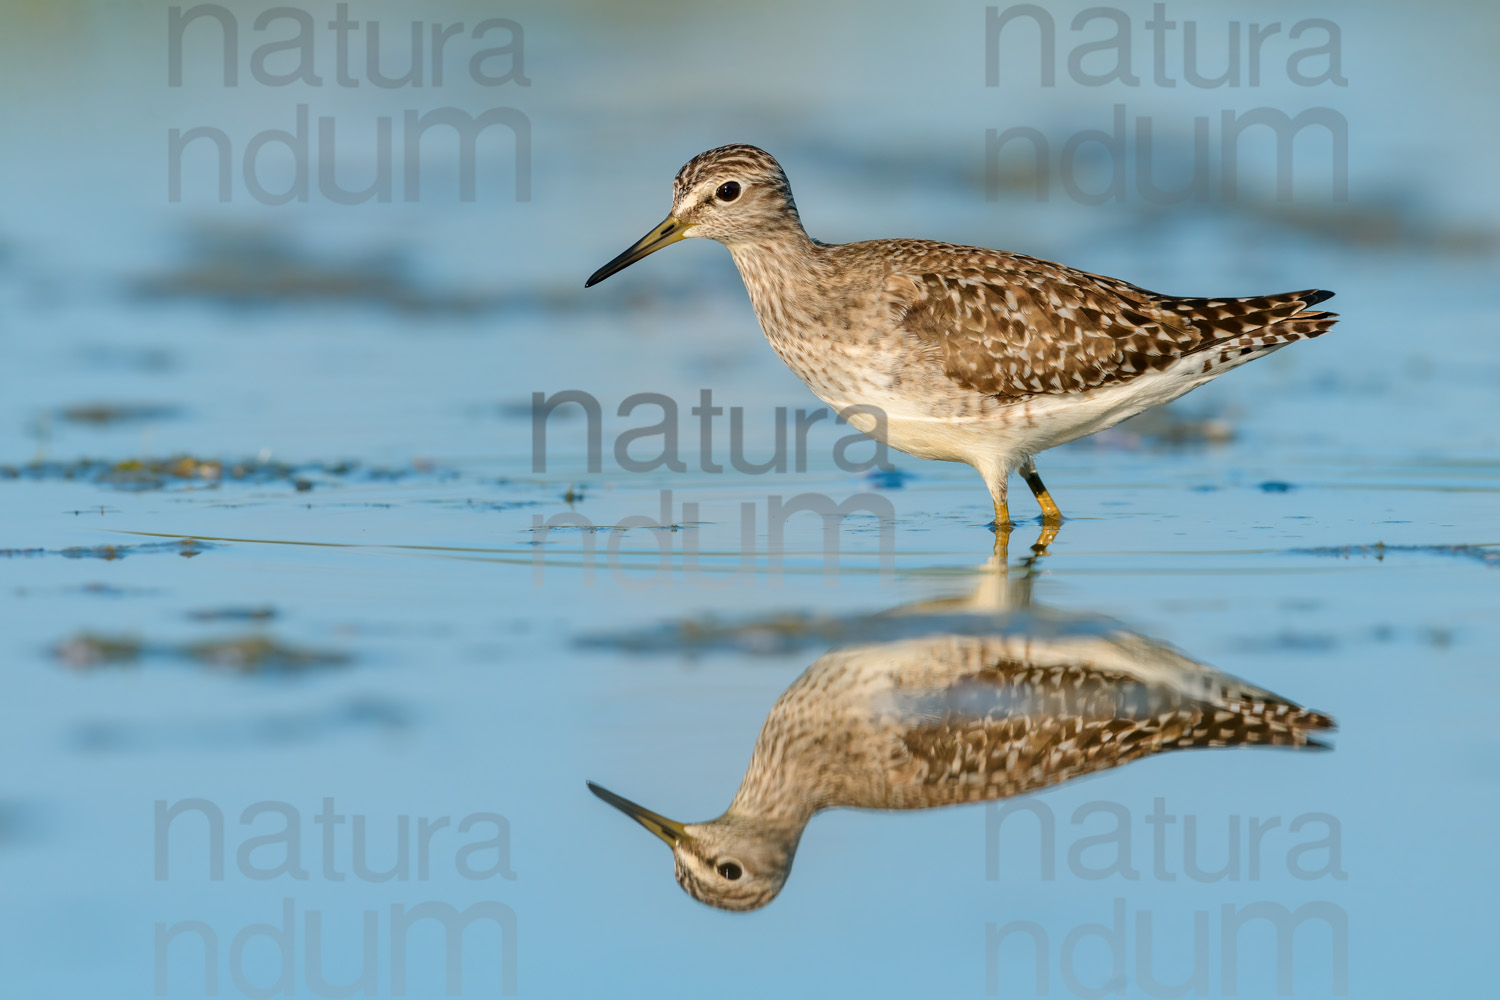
left=824, top=351, right=1237, bottom=473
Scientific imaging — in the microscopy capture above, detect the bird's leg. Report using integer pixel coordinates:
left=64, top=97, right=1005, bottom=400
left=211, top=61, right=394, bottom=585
left=991, top=518, right=1012, bottom=560
left=1024, top=524, right=1057, bottom=566
left=1019, top=458, right=1063, bottom=526
left=1031, top=522, right=1059, bottom=554
left=987, top=525, right=1055, bottom=603
left=986, top=467, right=1012, bottom=529
left=984, top=465, right=1015, bottom=557
left=987, top=474, right=1013, bottom=560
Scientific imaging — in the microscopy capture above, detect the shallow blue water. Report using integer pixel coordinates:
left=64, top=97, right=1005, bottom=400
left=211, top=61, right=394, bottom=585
left=2, top=2, right=1497, bottom=997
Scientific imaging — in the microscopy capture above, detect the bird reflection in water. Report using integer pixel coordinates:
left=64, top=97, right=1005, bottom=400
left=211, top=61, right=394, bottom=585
left=589, top=530, right=1334, bottom=911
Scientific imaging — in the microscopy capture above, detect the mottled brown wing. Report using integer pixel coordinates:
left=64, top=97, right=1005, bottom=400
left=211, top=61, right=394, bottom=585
left=884, top=251, right=1337, bottom=399
left=886, top=660, right=1333, bottom=809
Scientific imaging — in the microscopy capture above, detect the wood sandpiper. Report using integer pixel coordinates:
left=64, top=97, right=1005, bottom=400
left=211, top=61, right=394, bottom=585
left=588, top=556, right=1334, bottom=911
left=586, top=144, right=1339, bottom=530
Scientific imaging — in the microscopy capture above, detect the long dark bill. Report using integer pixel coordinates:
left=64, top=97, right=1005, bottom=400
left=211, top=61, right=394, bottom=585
left=584, top=216, right=687, bottom=288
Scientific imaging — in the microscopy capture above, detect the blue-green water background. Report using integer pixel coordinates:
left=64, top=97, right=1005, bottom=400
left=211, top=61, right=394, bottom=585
left=1, top=1, right=1497, bottom=996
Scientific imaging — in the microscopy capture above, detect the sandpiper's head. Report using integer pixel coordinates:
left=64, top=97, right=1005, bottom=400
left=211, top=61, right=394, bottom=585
left=587, top=781, right=796, bottom=911
left=584, top=144, right=801, bottom=288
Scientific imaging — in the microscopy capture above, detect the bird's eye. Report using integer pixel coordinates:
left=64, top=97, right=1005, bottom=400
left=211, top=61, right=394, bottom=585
left=715, top=182, right=741, bottom=203
left=716, top=860, right=743, bottom=880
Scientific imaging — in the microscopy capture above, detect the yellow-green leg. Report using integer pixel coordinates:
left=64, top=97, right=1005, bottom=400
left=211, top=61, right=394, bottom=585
left=984, top=464, right=1013, bottom=554
left=1019, top=458, right=1063, bottom=525
left=984, top=466, right=1012, bottom=529
left=991, top=513, right=1012, bottom=559
left=986, top=474, right=1013, bottom=557
left=991, top=522, right=1059, bottom=572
